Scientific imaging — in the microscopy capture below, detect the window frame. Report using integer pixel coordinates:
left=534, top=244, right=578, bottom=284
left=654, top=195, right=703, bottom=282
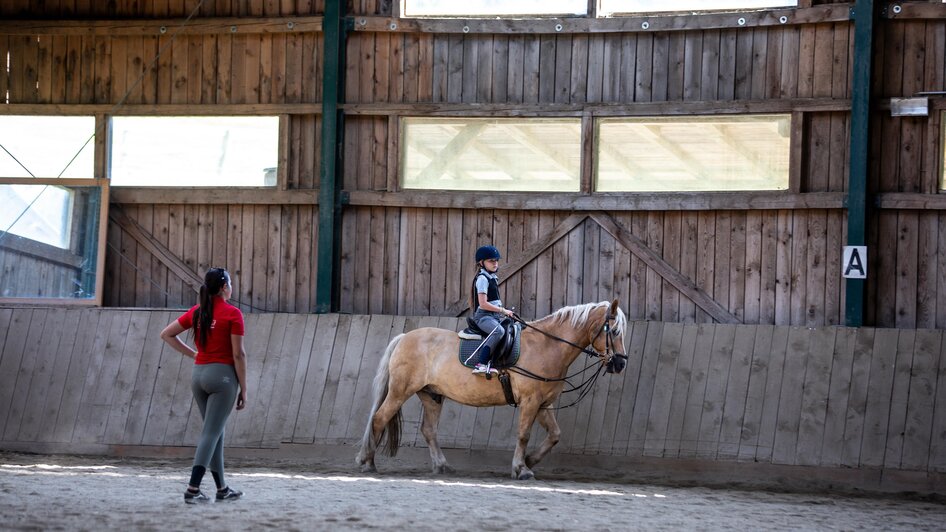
left=0, top=113, right=109, bottom=306
left=0, top=177, right=109, bottom=306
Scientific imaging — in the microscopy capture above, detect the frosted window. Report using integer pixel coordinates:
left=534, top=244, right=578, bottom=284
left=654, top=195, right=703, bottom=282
left=404, top=0, right=586, bottom=16
left=596, top=114, right=791, bottom=192
left=599, top=0, right=797, bottom=16
left=401, top=117, right=581, bottom=192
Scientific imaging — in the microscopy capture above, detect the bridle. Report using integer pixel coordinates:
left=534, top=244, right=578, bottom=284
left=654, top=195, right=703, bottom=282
left=508, top=306, right=627, bottom=382
left=512, top=308, right=626, bottom=367
left=504, top=307, right=627, bottom=409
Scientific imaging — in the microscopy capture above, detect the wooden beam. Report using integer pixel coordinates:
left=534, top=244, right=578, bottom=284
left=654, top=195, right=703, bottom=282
left=340, top=98, right=851, bottom=117
left=345, top=190, right=846, bottom=211
left=0, top=178, right=106, bottom=186
left=0, top=17, right=324, bottom=36
left=110, top=188, right=318, bottom=205
left=350, top=5, right=851, bottom=34
left=590, top=213, right=740, bottom=324
left=0, top=103, right=323, bottom=116
left=108, top=205, right=202, bottom=293
left=445, top=213, right=589, bottom=316
left=887, top=2, right=946, bottom=20
left=876, top=193, right=946, bottom=210
left=0, top=232, right=84, bottom=269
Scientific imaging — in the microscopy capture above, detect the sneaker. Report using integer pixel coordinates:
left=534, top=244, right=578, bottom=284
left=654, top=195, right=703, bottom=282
left=216, top=487, right=243, bottom=501
left=472, top=363, right=496, bottom=375
left=458, top=329, right=483, bottom=340
left=184, top=489, right=211, bottom=504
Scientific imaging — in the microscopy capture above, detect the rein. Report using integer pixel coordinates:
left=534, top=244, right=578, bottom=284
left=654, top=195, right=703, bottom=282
left=505, top=311, right=628, bottom=409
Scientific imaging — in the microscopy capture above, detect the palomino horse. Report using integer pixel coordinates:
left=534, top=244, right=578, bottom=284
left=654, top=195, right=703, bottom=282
left=356, top=300, right=628, bottom=480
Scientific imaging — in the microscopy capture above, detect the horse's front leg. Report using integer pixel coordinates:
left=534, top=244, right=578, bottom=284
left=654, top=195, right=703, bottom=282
left=525, top=408, right=561, bottom=468
left=512, top=403, right=541, bottom=480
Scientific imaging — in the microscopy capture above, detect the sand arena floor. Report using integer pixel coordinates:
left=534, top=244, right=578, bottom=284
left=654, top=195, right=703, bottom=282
left=1, top=450, right=944, bottom=531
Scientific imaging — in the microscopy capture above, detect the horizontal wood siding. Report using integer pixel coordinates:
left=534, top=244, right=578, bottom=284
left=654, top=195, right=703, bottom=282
left=3, top=307, right=946, bottom=479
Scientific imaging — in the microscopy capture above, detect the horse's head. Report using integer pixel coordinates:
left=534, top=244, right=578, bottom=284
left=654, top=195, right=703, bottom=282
left=591, top=299, right=628, bottom=374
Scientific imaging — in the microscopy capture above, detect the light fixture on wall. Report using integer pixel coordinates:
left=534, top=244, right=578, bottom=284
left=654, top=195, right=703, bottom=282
left=890, top=97, right=929, bottom=117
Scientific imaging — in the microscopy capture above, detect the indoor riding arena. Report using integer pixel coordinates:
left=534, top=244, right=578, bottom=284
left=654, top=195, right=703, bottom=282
left=2, top=0, right=946, bottom=530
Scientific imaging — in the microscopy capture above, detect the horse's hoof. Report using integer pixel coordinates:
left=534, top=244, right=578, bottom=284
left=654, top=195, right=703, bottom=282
left=432, top=464, right=454, bottom=475
left=517, top=470, right=535, bottom=481
left=360, top=463, right=377, bottom=474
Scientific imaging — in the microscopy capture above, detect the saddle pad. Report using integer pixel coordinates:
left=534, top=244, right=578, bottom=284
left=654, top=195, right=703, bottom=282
left=458, top=336, right=520, bottom=369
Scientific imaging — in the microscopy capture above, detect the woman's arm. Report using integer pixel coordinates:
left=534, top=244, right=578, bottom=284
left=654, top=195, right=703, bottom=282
left=477, top=293, right=513, bottom=316
left=231, top=334, right=248, bottom=410
left=160, top=321, right=197, bottom=359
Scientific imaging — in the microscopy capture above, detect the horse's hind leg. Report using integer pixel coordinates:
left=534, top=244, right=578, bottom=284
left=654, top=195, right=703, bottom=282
left=525, top=408, right=561, bottom=469
left=417, top=391, right=453, bottom=474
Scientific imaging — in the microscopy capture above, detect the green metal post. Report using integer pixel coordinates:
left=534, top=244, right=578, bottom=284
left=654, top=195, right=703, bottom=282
left=315, top=0, right=345, bottom=313
left=844, top=0, right=876, bottom=327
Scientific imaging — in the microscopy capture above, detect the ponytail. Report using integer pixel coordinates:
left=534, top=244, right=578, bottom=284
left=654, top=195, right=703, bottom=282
left=193, top=267, right=229, bottom=349
left=469, top=262, right=482, bottom=313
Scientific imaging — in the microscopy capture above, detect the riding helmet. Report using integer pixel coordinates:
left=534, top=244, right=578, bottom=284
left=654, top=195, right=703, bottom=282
left=475, top=245, right=501, bottom=262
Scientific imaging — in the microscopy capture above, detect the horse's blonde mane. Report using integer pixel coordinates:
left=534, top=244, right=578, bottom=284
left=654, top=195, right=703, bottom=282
left=531, top=301, right=627, bottom=336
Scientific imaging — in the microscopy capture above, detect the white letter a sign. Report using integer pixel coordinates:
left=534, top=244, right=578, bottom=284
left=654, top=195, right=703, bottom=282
left=842, top=246, right=867, bottom=279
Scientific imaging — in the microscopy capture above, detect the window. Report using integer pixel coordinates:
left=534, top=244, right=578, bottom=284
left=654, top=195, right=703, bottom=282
left=403, top=0, right=587, bottom=17
left=596, top=114, right=791, bottom=192
left=0, top=184, right=103, bottom=300
left=599, top=0, right=797, bottom=16
left=0, top=184, right=73, bottom=249
left=109, top=116, right=279, bottom=187
left=941, top=112, right=946, bottom=189
left=400, top=117, right=581, bottom=192
left=0, top=115, right=95, bottom=178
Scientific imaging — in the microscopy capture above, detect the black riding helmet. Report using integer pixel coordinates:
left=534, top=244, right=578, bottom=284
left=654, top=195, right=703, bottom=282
left=475, top=245, right=501, bottom=262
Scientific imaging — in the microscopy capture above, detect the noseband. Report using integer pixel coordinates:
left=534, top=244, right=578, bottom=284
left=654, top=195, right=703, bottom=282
left=594, top=311, right=628, bottom=373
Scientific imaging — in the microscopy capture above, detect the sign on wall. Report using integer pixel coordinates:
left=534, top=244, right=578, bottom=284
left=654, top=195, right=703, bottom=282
left=842, top=246, right=867, bottom=279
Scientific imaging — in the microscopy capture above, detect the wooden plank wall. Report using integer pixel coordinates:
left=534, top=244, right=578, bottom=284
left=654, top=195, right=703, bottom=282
left=336, top=22, right=858, bottom=325
left=0, top=250, right=77, bottom=299
left=868, top=19, right=946, bottom=329
left=0, top=1, right=327, bottom=18
left=104, top=204, right=319, bottom=312
left=2, top=307, right=946, bottom=476
left=2, top=5, right=945, bottom=329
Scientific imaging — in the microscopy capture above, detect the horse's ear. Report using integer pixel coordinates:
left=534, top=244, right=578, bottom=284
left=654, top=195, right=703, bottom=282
left=609, top=299, right=619, bottom=317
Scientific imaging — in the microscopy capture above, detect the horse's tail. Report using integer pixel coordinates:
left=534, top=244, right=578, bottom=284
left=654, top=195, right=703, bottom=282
left=356, top=333, right=404, bottom=463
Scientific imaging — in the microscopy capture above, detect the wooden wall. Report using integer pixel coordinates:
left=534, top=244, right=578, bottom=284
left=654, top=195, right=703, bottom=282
left=1, top=3, right=945, bottom=329
left=2, top=307, right=946, bottom=479
left=0, top=249, right=78, bottom=299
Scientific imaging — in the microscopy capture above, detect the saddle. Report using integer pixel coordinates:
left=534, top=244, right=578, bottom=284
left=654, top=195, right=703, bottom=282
left=457, top=317, right=521, bottom=370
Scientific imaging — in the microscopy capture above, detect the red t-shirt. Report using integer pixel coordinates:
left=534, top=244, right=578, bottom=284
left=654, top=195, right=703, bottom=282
left=177, top=297, right=245, bottom=365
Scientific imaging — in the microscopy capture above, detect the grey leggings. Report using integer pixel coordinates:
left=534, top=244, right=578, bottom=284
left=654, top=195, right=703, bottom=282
left=473, top=309, right=504, bottom=364
left=191, top=363, right=239, bottom=484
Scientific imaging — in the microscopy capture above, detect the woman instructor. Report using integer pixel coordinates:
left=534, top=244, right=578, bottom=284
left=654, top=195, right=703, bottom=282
left=160, top=267, right=247, bottom=503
